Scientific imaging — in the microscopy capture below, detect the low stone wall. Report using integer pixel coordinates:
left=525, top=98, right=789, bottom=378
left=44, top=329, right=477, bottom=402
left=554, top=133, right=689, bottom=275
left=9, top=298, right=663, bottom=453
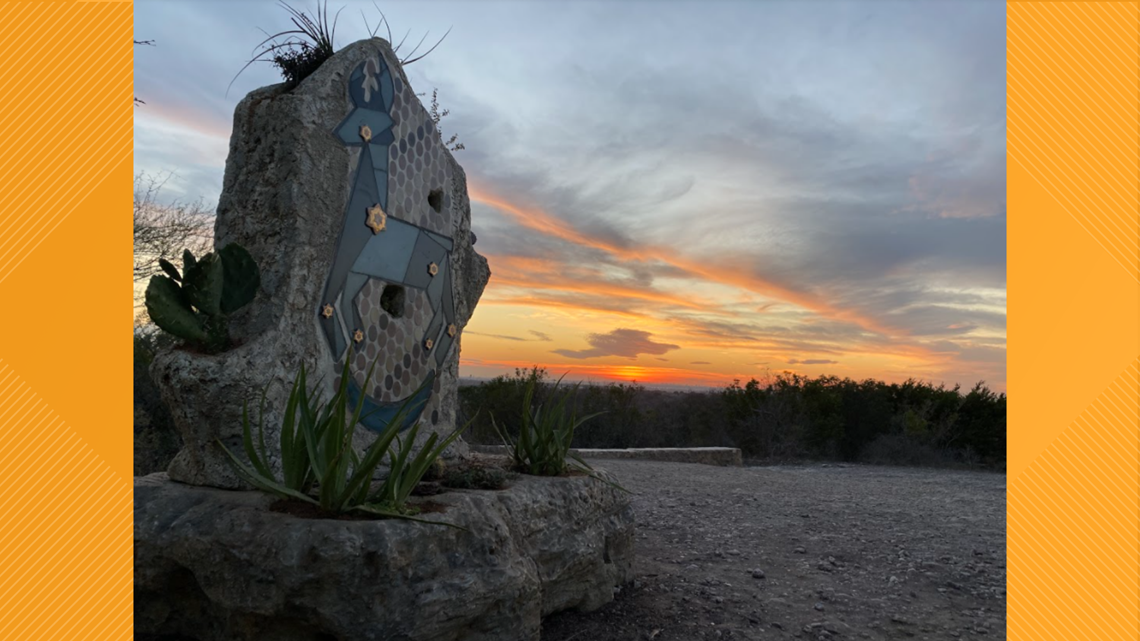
left=135, top=470, right=634, bottom=641
left=469, top=446, right=744, bottom=467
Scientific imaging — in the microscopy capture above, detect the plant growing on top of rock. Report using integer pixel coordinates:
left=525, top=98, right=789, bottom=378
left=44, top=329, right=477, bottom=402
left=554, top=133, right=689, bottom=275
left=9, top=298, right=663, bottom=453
left=221, top=356, right=470, bottom=524
left=143, top=243, right=260, bottom=354
left=230, top=0, right=451, bottom=93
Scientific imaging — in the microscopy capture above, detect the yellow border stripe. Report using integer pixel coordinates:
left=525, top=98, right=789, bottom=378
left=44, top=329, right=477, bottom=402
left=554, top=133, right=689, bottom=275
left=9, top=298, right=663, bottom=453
left=0, top=1, right=133, bottom=638
left=1008, top=1, right=1140, bottom=639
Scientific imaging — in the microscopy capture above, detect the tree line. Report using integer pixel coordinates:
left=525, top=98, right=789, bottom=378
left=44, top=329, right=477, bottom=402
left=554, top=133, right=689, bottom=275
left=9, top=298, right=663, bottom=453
left=459, top=367, right=1006, bottom=470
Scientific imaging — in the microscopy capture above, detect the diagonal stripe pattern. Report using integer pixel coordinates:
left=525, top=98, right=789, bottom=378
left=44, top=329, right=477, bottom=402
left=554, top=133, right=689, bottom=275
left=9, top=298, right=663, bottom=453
left=0, top=1, right=133, bottom=286
left=0, top=360, right=133, bottom=640
left=1008, top=359, right=1140, bottom=640
left=1007, top=1, right=1140, bottom=283
left=1006, top=2, right=1140, bottom=639
left=0, top=2, right=134, bottom=639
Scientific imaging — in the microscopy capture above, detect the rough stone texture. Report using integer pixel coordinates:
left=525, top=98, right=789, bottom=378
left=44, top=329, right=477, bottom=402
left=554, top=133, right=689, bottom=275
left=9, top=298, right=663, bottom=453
left=150, top=38, right=488, bottom=488
left=469, top=446, right=744, bottom=467
left=135, top=470, right=634, bottom=641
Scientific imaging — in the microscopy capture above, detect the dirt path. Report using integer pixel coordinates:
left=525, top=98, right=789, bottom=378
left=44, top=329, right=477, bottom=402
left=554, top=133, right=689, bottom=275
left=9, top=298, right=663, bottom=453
left=542, top=460, right=1006, bottom=641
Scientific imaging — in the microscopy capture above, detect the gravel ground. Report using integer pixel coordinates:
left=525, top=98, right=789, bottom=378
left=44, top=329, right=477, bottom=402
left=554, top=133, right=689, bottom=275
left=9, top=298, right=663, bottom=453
left=542, top=460, right=1006, bottom=641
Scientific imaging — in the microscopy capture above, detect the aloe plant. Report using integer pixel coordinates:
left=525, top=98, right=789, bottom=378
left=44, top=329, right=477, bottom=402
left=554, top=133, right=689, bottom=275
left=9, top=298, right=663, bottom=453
left=221, top=357, right=470, bottom=524
left=144, top=243, right=260, bottom=353
left=493, top=374, right=625, bottom=493
left=370, top=420, right=468, bottom=510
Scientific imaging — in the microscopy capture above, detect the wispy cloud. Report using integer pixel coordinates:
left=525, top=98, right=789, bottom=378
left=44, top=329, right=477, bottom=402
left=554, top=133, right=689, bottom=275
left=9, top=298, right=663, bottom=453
left=466, top=331, right=527, bottom=342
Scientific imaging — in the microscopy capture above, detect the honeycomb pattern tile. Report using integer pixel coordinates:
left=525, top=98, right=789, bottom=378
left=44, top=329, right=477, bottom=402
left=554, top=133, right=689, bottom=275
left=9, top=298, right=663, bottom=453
left=351, top=275, right=436, bottom=403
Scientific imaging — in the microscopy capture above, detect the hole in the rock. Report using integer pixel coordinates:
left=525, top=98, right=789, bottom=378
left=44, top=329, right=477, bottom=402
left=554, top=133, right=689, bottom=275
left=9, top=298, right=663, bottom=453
left=427, top=188, right=443, bottom=213
left=380, top=285, right=405, bottom=318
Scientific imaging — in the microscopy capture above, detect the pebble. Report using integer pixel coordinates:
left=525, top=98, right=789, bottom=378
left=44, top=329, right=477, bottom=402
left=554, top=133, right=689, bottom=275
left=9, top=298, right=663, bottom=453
left=751, top=569, right=766, bottom=579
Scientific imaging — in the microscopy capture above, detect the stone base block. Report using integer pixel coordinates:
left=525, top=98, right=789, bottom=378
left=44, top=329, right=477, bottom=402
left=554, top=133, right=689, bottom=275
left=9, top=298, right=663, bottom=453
left=135, top=470, right=634, bottom=641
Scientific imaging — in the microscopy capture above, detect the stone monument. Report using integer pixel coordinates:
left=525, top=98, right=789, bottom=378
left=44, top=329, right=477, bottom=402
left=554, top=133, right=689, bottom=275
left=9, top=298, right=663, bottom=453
left=136, top=38, right=634, bottom=641
left=151, top=37, right=489, bottom=488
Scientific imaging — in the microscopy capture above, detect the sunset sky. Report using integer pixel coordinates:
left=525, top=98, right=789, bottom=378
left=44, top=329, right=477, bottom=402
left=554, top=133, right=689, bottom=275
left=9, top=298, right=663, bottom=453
left=135, top=0, right=1007, bottom=391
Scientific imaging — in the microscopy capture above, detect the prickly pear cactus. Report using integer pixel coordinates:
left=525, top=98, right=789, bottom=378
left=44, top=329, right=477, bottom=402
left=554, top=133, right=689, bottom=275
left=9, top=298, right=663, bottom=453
left=144, top=244, right=261, bottom=353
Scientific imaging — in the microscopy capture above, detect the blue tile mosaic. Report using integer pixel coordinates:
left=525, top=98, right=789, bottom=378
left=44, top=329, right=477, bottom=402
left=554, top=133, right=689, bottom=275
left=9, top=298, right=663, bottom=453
left=426, top=260, right=447, bottom=311
left=349, top=58, right=394, bottom=111
left=345, top=272, right=368, bottom=308
left=322, top=143, right=383, bottom=300
left=434, top=328, right=453, bottom=367
left=379, top=70, right=394, bottom=111
left=350, top=217, right=419, bottom=282
left=425, top=230, right=453, bottom=252
left=341, top=272, right=368, bottom=334
left=347, top=371, right=432, bottom=433
left=319, top=307, right=346, bottom=361
left=402, top=231, right=450, bottom=290
left=422, top=310, right=445, bottom=354
left=316, top=46, right=463, bottom=434
left=335, top=108, right=394, bottom=146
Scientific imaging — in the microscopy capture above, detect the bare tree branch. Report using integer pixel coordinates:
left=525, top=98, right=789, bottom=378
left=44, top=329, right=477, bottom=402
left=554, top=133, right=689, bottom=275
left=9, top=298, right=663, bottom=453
left=134, top=172, right=214, bottom=310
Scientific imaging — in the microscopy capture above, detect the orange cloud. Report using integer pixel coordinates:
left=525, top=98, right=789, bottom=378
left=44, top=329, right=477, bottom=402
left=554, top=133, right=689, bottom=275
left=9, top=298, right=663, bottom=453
left=469, top=183, right=903, bottom=338
left=487, top=254, right=714, bottom=310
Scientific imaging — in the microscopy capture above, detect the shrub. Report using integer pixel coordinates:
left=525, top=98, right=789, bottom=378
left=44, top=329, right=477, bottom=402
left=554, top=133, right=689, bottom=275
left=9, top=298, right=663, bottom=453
left=858, top=433, right=955, bottom=468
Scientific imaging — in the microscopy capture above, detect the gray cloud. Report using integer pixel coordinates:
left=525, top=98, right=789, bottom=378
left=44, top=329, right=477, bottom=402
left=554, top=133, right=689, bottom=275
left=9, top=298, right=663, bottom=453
left=553, top=329, right=680, bottom=360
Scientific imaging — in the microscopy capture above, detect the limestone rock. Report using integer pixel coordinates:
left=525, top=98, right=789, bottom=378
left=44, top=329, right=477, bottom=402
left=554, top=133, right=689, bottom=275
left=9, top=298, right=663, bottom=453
left=151, top=37, right=489, bottom=488
left=134, top=470, right=634, bottom=641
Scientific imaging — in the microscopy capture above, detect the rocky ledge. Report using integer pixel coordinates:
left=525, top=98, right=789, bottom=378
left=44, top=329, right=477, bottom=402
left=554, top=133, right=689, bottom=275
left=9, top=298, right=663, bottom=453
left=135, top=470, right=634, bottom=641
left=469, top=446, right=744, bottom=467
